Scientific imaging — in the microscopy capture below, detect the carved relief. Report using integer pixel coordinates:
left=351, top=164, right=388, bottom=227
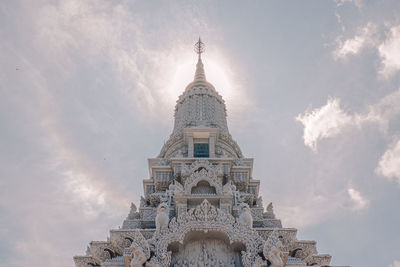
left=263, top=230, right=286, bottom=267
left=147, top=200, right=265, bottom=267
left=121, top=230, right=150, bottom=267
left=89, top=241, right=116, bottom=263
left=184, top=167, right=222, bottom=195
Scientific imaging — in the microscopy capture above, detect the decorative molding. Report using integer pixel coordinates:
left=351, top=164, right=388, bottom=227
left=147, top=199, right=265, bottom=267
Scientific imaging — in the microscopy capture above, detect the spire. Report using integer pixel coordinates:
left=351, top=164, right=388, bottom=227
left=194, top=37, right=206, bottom=81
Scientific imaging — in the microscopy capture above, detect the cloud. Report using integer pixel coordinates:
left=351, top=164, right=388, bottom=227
left=277, top=190, right=349, bottom=228
left=333, top=20, right=400, bottom=79
left=333, top=22, right=377, bottom=60
left=277, top=186, right=370, bottom=228
left=376, top=138, right=400, bottom=184
left=378, top=25, right=400, bottom=78
left=296, top=89, right=400, bottom=151
left=295, top=97, right=352, bottom=151
left=335, top=0, right=363, bottom=8
left=31, top=0, right=248, bottom=126
left=347, top=187, right=370, bottom=211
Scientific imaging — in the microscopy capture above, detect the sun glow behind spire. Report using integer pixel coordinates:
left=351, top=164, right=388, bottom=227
left=166, top=50, right=238, bottom=107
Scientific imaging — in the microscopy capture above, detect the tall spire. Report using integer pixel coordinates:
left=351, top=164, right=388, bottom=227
left=194, top=37, right=206, bottom=81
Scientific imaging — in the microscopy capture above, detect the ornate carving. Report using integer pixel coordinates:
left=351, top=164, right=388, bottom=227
left=155, top=203, right=169, bottom=232
left=147, top=200, right=265, bottom=267
left=264, top=202, right=276, bottom=219
left=174, top=181, right=184, bottom=195
left=263, top=230, right=285, bottom=267
left=121, top=230, right=150, bottom=267
left=73, top=256, right=97, bottom=267
left=290, top=240, right=317, bottom=262
left=89, top=241, right=116, bottom=263
left=256, top=229, right=297, bottom=253
left=238, top=203, right=253, bottom=228
left=127, top=203, right=139, bottom=220
left=146, top=192, right=169, bottom=207
left=184, top=167, right=222, bottom=195
left=222, top=180, right=234, bottom=196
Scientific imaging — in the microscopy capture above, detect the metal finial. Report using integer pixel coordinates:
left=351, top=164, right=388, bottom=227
left=194, top=37, right=205, bottom=55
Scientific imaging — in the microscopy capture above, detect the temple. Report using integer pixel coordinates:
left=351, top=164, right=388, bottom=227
left=73, top=39, right=349, bottom=267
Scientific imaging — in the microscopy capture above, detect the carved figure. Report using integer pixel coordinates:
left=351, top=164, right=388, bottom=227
left=268, top=246, right=284, bottom=267
left=266, top=202, right=276, bottom=219
left=263, top=230, right=284, bottom=267
left=130, top=245, right=147, bottom=267
left=238, top=203, right=253, bottom=228
left=155, top=203, right=169, bottom=232
left=127, top=203, right=138, bottom=220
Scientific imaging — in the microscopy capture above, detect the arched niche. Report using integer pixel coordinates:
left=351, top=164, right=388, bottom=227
left=191, top=180, right=217, bottom=195
left=168, top=230, right=245, bottom=267
left=147, top=200, right=264, bottom=267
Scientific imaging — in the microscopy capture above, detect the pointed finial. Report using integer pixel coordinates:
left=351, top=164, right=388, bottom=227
left=194, top=37, right=205, bottom=57
left=193, top=37, right=206, bottom=81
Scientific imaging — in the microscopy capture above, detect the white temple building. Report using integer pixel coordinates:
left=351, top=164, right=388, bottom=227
left=73, top=39, right=349, bottom=267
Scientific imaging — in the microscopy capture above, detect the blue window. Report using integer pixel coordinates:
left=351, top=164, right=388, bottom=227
left=194, top=144, right=209, bottom=157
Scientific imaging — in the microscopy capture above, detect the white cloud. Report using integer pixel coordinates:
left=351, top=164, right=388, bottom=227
left=296, top=89, right=400, bottom=151
left=277, top=191, right=349, bottom=228
left=364, top=89, right=400, bottom=131
left=376, top=138, right=400, bottom=184
left=389, top=260, right=400, bottom=267
left=334, top=22, right=377, bottom=60
left=335, top=0, right=363, bottom=8
left=32, top=0, right=249, bottom=126
left=347, top=187, right=370, bottom=211
left=295, top=97, right=352, bottom=151
left=379, top=25, right=400, bottom=78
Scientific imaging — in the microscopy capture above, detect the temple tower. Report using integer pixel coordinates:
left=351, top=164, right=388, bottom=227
left=73, top=39, right=349, bottom=267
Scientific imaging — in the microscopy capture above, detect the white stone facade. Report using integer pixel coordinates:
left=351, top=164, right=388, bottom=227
left=73, top=43, right=349, bottom=267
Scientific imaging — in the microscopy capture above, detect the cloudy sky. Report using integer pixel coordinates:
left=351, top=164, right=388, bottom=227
left=1, top=1, right=400, bottom=266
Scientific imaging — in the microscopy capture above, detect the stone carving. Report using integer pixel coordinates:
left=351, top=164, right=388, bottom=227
left=309, top=254, right=332, bottom=266
left=222, top=181, right=233, bottom=196
left=290, top=240, right=317, bottom=261
left=121, top=230, right=150, bottom=267
left=237, top=192, right=255, bottom=206
left=127, top=203, right=139, bottom=220
left=140, top=196, right=148, bottom=208
left=255, top=196, right=263, bottom=207
left=155, top=203, right=169, bottom=232
left=238, top=203, right=253, bottom=228
left=89, top=241, right=115, bottom=263
left=140, top=207, right=157, bottom=221
left=147, top=200, right=265, bottom=267
left=146, top=192, right=169, bottom=207
left=171, top=241, right=238, bottom=267
left=182, top=159, right=217, bottom=177
left=264, top=202, right=276, bottom=219
left=73, top=256, right=97, bottom=267
left=174, top=181, right=184, bottom=195
left=263, top=230, right=285, bottom=267
left=184, top=167, right=222, bottom=195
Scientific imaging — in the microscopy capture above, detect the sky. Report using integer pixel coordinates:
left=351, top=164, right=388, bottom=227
left=1, top=0, right=400, bottom=266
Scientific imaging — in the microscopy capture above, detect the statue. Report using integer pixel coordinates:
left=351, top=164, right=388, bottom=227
left=263, top=230, right=284, bottom=267
left=127, top=203, right=138, bottom=220
left=155, top=202, right=169, bottom=232
left=238, top=203, right=253, bottom=228
left=129, top=245, right=147, bottom=267
left=266, top=202, right=276, bottom=219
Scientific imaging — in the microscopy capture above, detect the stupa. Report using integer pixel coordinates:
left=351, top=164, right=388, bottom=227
left=73, top=39, right=349, bottom=267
